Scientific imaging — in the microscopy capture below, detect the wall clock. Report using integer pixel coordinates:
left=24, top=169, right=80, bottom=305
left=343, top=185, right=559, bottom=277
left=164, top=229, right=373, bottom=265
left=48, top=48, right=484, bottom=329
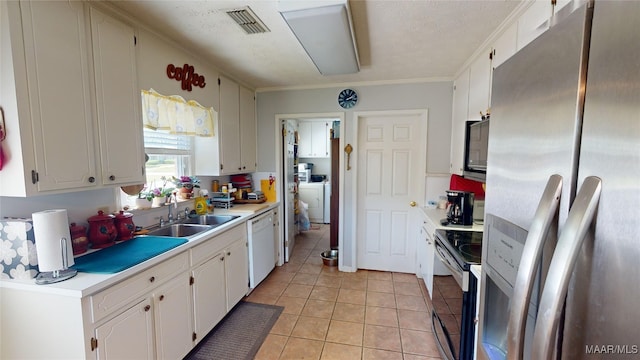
left=338, top=88, right=358, bottom=109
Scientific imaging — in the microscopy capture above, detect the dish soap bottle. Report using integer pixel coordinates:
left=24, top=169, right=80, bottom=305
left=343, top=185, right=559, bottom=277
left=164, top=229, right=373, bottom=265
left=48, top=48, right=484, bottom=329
left=195, top=196, right=208, bottom=215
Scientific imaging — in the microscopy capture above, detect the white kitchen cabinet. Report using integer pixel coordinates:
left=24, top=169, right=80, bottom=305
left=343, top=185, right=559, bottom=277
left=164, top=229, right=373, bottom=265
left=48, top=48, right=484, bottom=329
left=0, top=1, right=144, bottom=196
left=190, top=224, right=248, bottom=341
left=94, top=267, right=193, bottom=360
left=94, top=298, right=155, bottom=360
left=224, top=237, right=249, bottom=311
left=467, top=48, right=492, bottom=121
left=153, top=273, right=194, bottom=360
left=194, top=76, right=257, bottom=175
left=299, top=182, right=324, bottom=223
left=90, top=7, right=145, bottom=186
left=219, top=75, right=242, bottom=173
left=192, top=252, right=227, bottom=343
left=239, top=85, right=257, bottom=172
left=422, top=215, right=438, bottom=299
left=517, top=0, right=553, bottom=51
left=0, top=0, right=96, bottom=195
left=0, top=217, right=258, bottom=360
left=450, top=68, right=470, bottom=175
left=491, top=22, right=518, bottom=71
left=298, top=120, right=330, bottom=158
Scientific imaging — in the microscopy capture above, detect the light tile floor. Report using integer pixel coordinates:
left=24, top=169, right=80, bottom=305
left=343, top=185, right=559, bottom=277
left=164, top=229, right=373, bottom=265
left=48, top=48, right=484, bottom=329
left=246, top=224, right=442, bottom=360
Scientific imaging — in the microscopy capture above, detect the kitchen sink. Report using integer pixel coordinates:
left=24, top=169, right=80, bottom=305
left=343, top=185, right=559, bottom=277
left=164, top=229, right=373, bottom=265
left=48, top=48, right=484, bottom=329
left=145, top=224, right=213, bottom=238
left=181, top=214, right=240, bottom=226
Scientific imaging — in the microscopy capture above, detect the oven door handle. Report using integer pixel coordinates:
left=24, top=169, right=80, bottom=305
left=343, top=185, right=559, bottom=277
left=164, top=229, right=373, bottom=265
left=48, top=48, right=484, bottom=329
left=507, top=175, right=562, bottom=360
left=435, top=245, right=465, bottom=290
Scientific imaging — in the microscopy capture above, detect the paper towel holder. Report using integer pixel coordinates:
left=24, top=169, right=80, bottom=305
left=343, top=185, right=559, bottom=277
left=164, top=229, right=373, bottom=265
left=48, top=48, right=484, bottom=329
left=35, top=237, right=77, bottom=285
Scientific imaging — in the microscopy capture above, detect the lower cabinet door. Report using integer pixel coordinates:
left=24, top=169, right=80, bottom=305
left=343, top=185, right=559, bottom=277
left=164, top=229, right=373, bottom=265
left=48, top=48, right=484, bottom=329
left=94, top=298, right=155, bottom=360
left=225, top=238, right=249, bottom=311
left=154, top=274, right=194, bottom=360
left=424, top=229, right=436, bottom=298
left=192, top=252, right=227, bottom=343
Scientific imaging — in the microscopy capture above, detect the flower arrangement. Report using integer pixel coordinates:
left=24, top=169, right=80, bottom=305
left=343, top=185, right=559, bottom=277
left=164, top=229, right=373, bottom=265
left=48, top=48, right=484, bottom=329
left=138, top=177, right=175, bottom=200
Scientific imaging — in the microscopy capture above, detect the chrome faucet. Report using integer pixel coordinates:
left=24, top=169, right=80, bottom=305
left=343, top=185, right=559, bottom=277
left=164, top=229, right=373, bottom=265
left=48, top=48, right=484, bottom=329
left=167, top=192, right=177, bottom=223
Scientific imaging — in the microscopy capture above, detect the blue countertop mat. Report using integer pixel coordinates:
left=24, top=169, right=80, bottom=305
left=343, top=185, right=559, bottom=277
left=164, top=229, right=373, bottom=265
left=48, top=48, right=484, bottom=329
left=71, top=236, right=188, bottom=274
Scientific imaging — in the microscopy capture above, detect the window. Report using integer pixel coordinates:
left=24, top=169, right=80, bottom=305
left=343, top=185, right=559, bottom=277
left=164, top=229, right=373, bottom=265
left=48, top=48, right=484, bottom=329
left=143, top=128, right=193, bottom=185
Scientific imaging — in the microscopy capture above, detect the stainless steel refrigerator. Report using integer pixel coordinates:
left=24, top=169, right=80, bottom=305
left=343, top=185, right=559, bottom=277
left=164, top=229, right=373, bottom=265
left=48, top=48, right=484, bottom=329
left=477, top=1, right=640, bottom=359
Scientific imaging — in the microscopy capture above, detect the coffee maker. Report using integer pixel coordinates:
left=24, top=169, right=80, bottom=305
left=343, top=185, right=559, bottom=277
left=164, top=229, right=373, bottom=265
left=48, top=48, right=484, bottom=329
left=443, top=190, right=475, bottom=226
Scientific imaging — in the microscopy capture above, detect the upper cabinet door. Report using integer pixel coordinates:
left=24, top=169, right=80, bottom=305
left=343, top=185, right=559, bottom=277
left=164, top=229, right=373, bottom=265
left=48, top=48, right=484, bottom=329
left=450, top=68, right=470, bottom=175
left=297, top=121, right=313, bottom=157
left=90, top=7, right=144, bottom=186
left=310, top=122, right=329, bottom=157
left=239, top=85, right=256, bottom=172
left=517, top=1, right=553, bottom=50
left=219, top=75, right=241, bottom=173
left=20, top=0, right=97, bottom=191
left=491, top=23, right=518, bottom=70
left=468, top=48, right=492, bottom=120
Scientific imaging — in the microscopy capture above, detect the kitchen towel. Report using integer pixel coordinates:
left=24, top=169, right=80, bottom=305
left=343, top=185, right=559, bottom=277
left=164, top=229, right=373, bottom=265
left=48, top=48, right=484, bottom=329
left=32, top=209, right=74, bottom=272
left=71, top=236, right=187, bottom=273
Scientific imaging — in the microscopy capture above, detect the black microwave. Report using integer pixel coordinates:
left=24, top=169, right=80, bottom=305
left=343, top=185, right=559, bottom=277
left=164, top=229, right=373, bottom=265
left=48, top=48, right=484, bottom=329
left=464, top=120, right=490, bottom=182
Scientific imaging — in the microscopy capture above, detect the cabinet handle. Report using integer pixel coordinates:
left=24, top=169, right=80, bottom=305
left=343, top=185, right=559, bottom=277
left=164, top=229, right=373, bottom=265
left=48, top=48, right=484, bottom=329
left=159, top=295, right=165, bottom=301
left=109, top=175, right=115, bottom=181
left=144, top=305, right=151, bottom=312
left=149, top=276, right=155, bottom=283
left=227, top=251, right=231, bottom=256
left=88, top=176, right=95, bottom=183
left=220, top=256, right=225, bottom=261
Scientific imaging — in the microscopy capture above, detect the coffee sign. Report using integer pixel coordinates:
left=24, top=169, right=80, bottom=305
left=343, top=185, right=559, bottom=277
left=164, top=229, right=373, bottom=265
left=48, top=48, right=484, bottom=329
left=166, top=63, right=206, bottom=91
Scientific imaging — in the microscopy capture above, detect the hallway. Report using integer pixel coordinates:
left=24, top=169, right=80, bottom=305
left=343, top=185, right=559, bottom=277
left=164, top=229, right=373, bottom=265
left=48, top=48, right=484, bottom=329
left=246, top=224, right=443, bottom=359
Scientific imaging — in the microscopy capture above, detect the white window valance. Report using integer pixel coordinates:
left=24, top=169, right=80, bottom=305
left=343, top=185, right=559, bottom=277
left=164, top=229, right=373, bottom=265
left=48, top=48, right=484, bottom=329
left=141, top=89, right=216, bottom=137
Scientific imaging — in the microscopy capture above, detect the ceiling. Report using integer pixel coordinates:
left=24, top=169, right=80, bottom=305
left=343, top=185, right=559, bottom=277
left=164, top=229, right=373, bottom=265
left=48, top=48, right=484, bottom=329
left=108, top=0, right=523, bottom=91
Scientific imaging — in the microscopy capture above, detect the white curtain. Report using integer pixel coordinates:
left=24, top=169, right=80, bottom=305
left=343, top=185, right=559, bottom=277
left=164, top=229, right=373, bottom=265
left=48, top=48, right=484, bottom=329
left=141, top=89, right=216, bottom=137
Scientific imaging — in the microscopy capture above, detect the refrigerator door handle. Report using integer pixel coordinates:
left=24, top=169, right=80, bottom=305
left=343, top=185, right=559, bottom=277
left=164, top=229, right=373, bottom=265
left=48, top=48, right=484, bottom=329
left=507, top=174, right=563, bottom=360
left=531, top=176, right=602, bottom=360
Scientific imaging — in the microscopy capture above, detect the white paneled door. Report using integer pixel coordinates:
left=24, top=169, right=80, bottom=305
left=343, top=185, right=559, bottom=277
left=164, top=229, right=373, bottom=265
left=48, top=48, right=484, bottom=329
left=356, top=111, right=427, bottom=273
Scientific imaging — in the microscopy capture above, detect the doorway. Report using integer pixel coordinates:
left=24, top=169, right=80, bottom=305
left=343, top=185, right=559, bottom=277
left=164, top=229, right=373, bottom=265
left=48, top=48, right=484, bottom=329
left=275, top=113, right=345, bottom=266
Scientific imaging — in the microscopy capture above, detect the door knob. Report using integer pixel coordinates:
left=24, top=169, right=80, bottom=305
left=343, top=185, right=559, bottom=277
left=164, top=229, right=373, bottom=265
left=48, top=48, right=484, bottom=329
left=409, top=201, right=417, bottom=207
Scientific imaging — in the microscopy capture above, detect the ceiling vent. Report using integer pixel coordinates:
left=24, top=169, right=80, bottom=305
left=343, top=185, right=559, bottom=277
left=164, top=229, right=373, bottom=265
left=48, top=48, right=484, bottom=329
left=226, top=7, right=270, bottom=34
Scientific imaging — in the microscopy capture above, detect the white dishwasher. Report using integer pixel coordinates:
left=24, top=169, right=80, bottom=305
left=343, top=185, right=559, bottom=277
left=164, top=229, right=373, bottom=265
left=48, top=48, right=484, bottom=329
left=247, top=210, right=275, bottom=289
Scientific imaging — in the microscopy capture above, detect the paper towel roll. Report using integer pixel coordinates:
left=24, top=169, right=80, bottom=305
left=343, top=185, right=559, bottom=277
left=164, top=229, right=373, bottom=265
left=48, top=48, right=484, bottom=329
left=32, top=209, right=74, bottom=272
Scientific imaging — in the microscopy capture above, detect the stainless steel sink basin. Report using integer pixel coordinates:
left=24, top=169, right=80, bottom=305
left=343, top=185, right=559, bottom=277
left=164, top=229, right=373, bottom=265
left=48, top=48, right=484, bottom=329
left=145, top=224, right=213, bottom=238
left=181, top=215, right=240, bottom=226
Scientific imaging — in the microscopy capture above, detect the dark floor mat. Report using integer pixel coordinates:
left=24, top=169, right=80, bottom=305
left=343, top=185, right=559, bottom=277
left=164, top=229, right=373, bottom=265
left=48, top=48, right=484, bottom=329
left=184, top=301, right=283, bottom=360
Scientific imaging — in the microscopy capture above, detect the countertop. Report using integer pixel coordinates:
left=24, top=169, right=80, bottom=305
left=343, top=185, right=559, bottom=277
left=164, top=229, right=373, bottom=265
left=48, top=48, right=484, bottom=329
left=420, top=207, right=484, bottom=232
left=0, top=202, right=279, bottom=298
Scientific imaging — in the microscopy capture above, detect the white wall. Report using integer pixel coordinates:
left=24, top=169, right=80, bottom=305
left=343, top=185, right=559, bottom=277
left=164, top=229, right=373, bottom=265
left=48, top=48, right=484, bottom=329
left=256, top=81, right=453, bottom=268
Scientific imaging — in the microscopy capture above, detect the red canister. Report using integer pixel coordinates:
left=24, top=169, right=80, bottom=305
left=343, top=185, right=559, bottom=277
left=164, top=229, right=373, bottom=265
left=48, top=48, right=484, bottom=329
left=69, top=222, right=89, bottom=255
left=87, top=210, right=117, bottom=249
left=114, top=210, right=135, bottom=241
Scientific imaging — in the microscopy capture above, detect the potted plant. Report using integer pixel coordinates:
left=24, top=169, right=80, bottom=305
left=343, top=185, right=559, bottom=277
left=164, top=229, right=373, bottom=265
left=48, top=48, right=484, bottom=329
left=173, top=175, right=200, bottom=198
left=139, top=177, right=175, bottom=207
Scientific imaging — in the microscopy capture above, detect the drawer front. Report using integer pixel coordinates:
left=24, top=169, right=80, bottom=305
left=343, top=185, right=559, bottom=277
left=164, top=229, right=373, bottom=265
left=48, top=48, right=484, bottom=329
left=191, top=224, right=245, bottom=266
left=423, top=214, right=437, bottom=236
left=90, top=252, right=189, bottom=323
